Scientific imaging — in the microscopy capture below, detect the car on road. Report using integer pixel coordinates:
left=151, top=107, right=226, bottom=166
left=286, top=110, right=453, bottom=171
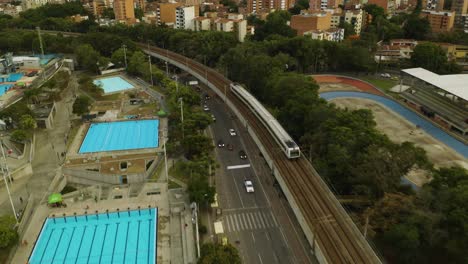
left=217, top=140, right=225, bottom=148
left=203, top=105, right=210, bottom=111
left=229, top=129, right=236, bottom=136
left=211, top=114, right=216, bottom=122
left=205, top=94, right=211, bottom=100
left=244, top=180, right=254, bottom=193
left=227, top=144, right=233, bottom=151
left=239, top=150, right=247, bottom=159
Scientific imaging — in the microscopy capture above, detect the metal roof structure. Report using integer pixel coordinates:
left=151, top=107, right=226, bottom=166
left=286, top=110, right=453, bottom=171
left=402, top=68, right=468, bottom=101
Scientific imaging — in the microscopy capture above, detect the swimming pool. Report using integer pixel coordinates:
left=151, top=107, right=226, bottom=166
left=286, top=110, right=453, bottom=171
left=79, top=120, right=159, bottom=153
left=34, top=54, right=57, bottom=65
left=29, top=208, right=157, bottom=264
left=93, top=77, right=135, bottom=94
left=0, top=73, right=23, bottom=83
left=0, top=84, right=13, bottom=96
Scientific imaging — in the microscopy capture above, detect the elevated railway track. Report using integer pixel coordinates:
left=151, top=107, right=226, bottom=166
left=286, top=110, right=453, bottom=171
left=138, top=44, right=382, bottom=263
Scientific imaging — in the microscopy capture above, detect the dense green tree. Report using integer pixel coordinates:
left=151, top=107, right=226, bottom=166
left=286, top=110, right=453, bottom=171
left=198, top=243, right=241, bottom=264
left=19, top=114, right=36, bottom=130
left=74, top=44, right=101, bottom=72
left=289, top=0, right=309, bottom=14
left=403, top=15, right=430, bottom=40
left=364, top=4, right=386, bottom=18
left=252, top=11, right=296, bottom=41
left=0, top=215, right=17, bottom=248
left=72, top=96, right=90, bottom=115
left=10, top=130, right=28, bottom=142
left=101, top=8, right=115, bottom=19
left=411, top=42, right=462, bottom=74
left=134, top=8, right=144, bottom=20
left=339, top=21, right=356, bottom=38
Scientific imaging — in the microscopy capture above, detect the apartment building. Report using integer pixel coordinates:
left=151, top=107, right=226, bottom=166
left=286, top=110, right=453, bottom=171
left=21, top=0, right=63, bottom=10
left=247, top=0, right=291, bottom=13
left=342, top=9, right=364, bottom=35
left=0, top=4, right=22, bottom=16
left=304, top=28, right=344, bottom=41
left=114, top=0, right=136, bottom=24
left=193, top=16, right=211, bottom=30
left=423, top=0, right=444, bottom=10
left=193, top=14, right=248, bottom=42
left=437, top=43, right=468, bottom=71
left=367, top=0, right=395, bottom=13
left=462, top=14, right=468, bottom=32
left=290, top=11, right=332, bottom=35
left=175, top=5, right=196, bottom=30
left=451, top=0, right=468, bottom=27
left=309, top=0, right=344, bottom=10
left=156, top=2, right=183, bottom=26
left=134, top=0, right=145, bottom=12
left=420, top=10, right=455, bottom=32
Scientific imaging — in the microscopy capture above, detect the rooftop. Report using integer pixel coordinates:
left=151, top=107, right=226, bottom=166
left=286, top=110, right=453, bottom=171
left=402, top=68, right=468, bottom=101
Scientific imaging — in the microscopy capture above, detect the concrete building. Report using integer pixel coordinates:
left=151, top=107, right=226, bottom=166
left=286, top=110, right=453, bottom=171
left=309, top=0, right=344, bottom=10
left=375, top=44, right=414, bottom=62
left=12, top=56, right=41, bottom=68
left=423, top=0, right=444, bottom=10
left=194, top=16, right=211, bottom=30
left=142, top=11, right=157, bottom=24
left=247, top=0, right=292, bottom=13
left=304, top=28, right=344, bottom=41
left=134, top=0, right=145, bottom=11
left=342, top=9, right=364, bottom=35
left=331, top=12, right=341, bottom=27
left=420, top=10, right=455, bottom=33
left=367, top=0, right=395, bottom=13
left=462, top=14, right=468, bottom=32
left=21, top=0, right=63, bottom=10
left=437, top=43, right=468, bottom=71
left=156, top=2, right=183, bottom=26
left=451, top=0, right=468, bottom=27
left=32, top=102, right=56, bottom=129
left=114, top=0, right=136, bottom=24
left=290, top=11, right=332, bottom=36
left=175, top=5, right=196, bottom=30
left=0, top=4, right=22, bottom=17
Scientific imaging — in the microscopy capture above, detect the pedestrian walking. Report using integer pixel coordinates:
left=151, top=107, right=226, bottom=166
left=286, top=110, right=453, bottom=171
left=19, top=197, right=23, bottom=203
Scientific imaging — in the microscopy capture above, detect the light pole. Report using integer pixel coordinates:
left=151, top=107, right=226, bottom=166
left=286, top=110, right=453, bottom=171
left=163, top=129, right=169, bottom=184
left=191, top=202, right=201, bottom=258
left=122, top=44, right=128, bottom=70
left=179, top=98, right=184, bottom=139
left=165, top=61, right=169, bottom=76
left=175, top=75, right=179, bottom=93
left=148, top=55, right=154, bottom=86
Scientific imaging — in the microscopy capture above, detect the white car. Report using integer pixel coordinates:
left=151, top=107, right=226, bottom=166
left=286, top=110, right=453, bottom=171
left=229, top=129, right=237, bottom=136
left=244, top=180, right=254, bottom=193
left=203, top=105, right=210, bottom=111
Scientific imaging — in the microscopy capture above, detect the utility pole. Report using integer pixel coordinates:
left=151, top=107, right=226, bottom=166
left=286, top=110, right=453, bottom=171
left=191, top=202, right=201, bottom=258
left=165, top=61, right=169, bottom=76
left=0, top=141, right=18, bottom=223
left=122, top=44, right=128, bottom=70
left=148, top=55, right=153, bottom=86
left=163, top=129, right=169, bottom=184
left=36, top=26, right=44, bottom=57
left=175, top=75, right=179, bottom=93
left=179, top=98, right=184, bottom=139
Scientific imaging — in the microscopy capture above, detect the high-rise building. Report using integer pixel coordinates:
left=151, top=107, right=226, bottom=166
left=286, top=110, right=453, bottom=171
left=134, top=0, right=145, bottom=12
left=342, top=9, right=364, bottom=35
left=156, top=2, right=183, bottom=26
left=247, top=0, right=292, bottom=13
left=420, top=10, right=455, bottom=32
left=309, top=0, right=343, bottom=10
left=290, top=11, right=332, bottom=35
left=114, top=0, right=136, bottom=24
left=451, top=0, right=468, bottom=26
left=175, top=5, right=196, bottom=30
left=367, top=0, right=395, bottom=13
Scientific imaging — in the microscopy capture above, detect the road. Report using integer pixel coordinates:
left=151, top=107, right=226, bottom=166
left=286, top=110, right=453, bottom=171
left=203, top=88, right=316, bottom=264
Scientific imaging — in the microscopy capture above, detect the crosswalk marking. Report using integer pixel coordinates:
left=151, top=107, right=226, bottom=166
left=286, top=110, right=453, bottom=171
left=223, top=211, right=277, bottom=233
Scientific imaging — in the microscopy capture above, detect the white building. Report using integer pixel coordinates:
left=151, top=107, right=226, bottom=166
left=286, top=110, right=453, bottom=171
left=305, top=28, right=344, bottom=42
left=22, top=0, right=64, bottom=10
left=13, top=56, right=40, bottom=68
left=193, top=17, right=211, bottom=31
left=462, top=14, right=468, bottom=33
left=175, top=5, right=196, bottom=30
left=343, top=9, right=364, bottom=35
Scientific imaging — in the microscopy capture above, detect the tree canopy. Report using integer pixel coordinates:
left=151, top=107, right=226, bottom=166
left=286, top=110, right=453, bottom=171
left=0, top=215, right=17, bottom=248
left=198, top=243, right=241, bottom=264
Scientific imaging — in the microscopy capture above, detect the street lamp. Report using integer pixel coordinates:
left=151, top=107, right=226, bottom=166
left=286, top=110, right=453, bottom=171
left=148, top=55, right=154, bottom=86
left=122, top=44, right=128, bottom=70
left=191, top=202, right=201, bottom=257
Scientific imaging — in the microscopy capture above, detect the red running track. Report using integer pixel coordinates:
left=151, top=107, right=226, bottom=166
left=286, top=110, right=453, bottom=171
left=312, top=75, right=384, bottom=96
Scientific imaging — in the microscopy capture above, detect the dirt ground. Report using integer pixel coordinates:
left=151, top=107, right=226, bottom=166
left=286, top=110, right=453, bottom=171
left=318, top=83, right=361, bottom=93
left=330, top=97, right=468, bottom=186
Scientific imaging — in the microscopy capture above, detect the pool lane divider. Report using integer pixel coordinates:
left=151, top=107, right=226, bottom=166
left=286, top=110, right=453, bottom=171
left=86, top=225, right=98, bottom=263
left=38, top=226, right=56, bottom=263
left=49, top=227, right=65, bottom=263
left=123, top=221, right=131, bottom=263
left=74, top=226, right=87, bottom=264
left=63, top=227, right=76, bottom=263
left=148, top=219, right=152, bottom=264
left=135, top=220, right=141, bottom=263
left=28, top=216, right=50, bottom=263
left=98, top=224, right=109, bottom=264
left=110, top=223, right=120, bottom=263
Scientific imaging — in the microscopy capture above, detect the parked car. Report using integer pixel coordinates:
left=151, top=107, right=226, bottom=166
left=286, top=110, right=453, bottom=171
left=205, top=94, right=211, bottom=100
left=244, top=180, right=254, bottom=193
left=227, top=144, right=234, bottom=151
left=211, top=114, right=216, bottom=122
left=203, top=105, right=210, bottom=111
left=239, top=150, right=247, bottom=159
left=229, top=129, right=236, bottom=136
left=217, top=140, right=225, bottom=148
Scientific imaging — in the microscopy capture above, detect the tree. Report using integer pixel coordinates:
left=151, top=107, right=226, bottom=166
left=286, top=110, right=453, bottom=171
left=134, top=8, right=144, bottom=20
left=187, top=173, right=215, bottom=206
left=111, top=47, right=128, bottom=67
left=0, top=215, right=17, bottom=248
left=74, top=44, right=100, bottom=72
left=19, top=114, right=36, bottom=130
left=411, top=42, right=461, bottom=74
left=127, top=51, right=147, bottom=75
left=289, top=0, right=309, bottom=14
left=252, top=11, right=296, bottom=41
left=403, top=15, right=430, bottom=40
left=339, top=21, right=356, bottom=38
left=72, top=96, right=90, bottom=115
left=364, top=4, right=386, bottom=18
left=101, top=8, right=115, bottom=19
left=198, top=243, right=241, bottom=264
left=10, top=130, right=28, bottom=142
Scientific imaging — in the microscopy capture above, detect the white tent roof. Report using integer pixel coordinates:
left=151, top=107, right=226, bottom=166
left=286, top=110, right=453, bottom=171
left=402, top=68, right=468, bottom=101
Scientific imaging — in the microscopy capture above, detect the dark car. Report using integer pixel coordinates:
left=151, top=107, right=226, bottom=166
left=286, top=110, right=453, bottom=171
left=217, top=140, right=225, bottom=148
left=227, top=144, right=233, bottom=151
left=205, top=94, right=211, bottom=100
left=239, top=150, right=247, bottom=159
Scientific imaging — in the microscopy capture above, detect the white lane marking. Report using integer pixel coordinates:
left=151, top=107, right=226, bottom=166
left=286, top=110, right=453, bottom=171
left=262, top=212, right=272, bottom=227
left=225, top=217, right=231, bottom=232
left=234, top=214, right=240, bottom=232
left=227, top=164, right=251, bottom=170
left=229, top=215, right=235, bottom=232
left=269, top=210, right=278, bottom=227
left=257, top=212, right=266, bottom=229
left=265, top=232, right=270, bottom=241
left=254, top=213, right=264, bottom=229
left=249, top=213, right=257, bottom=229
left=238, top=214, right=245, bottom=230
left=258, top=253, right=264, bottom=264
left=251, top=232, right=256, bottom=243
left=244, top=213, right=252, bottom=230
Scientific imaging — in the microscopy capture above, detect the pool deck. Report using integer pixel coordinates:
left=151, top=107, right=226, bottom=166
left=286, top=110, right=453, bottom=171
left=12, top=183, right=174, bottom=264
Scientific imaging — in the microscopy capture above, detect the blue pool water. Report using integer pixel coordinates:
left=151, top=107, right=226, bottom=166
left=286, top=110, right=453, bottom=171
left=93, top=77, right=135, bottom=94
left=320, top=92, right=468, bottom=158
left=0, top=73, right=23, bottom=82
left=0, top=84, right=13, bottom=96
left=79, top=120, right=159, bottom=153
left=33, top=54, right=57, bottom=65
left=29, top=208, right=158, bottom=264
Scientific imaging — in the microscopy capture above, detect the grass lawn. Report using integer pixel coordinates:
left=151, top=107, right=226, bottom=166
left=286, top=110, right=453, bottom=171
left=149, top=159, right=165, bottom=181
left=360, top=77, right=398, bottom=92
left=168, top=179, right=182, bottom=189
left=169, top=161, right=188, bottom=183
left=100, top=93, right=122, bottom=101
